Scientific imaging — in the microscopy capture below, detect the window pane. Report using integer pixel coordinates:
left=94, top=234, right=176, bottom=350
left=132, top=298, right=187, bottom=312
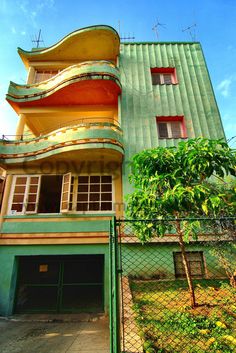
left=101, top=184, right=112, bottom=192
left=77, top=193, right=88, bottom=201
left=30, top=177, right=39, bottom=184
left=90, top=176, right=100, bottom=183
left=90, top=184, right=100, bottom=192
left=29, top=185, right=38, bottom=193
left=16, top=177, right=27, bottom=185
left=171, top=122, right=182, bottom=138
left=14, top=185, right=26, bottom=193
left=13, top=194, right=24, bottom=203
left=152, top=73, right=161, bottom=85
left=101, top=193, right=112, bottom=201
left=89, top=202, right=100, bottom=211
left=101, top=176, right=112, bottom=183
left=78, top=184, right=88, bottom=192
left=89, top=193, right=100, bottom=201
left=163, top=74, right=172, bottom=84
left=158, top=123, right=169, bottom=138
left=11, top=204, right=23, bottom=212
left=101, top=202, right=112, bottom=210
left=28, top=195, right=36, bottom=202
left=77, top=203, right=88, bottom=211
left=26, top=203, right=36, bottom=212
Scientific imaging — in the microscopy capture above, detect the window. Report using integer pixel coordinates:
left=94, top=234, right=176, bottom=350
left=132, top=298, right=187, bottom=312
left=66, top=175, right=113, bottom=212
left=151, top=68, right=177, bottom=85
left=156, top=116, right=187, bottom=139
left=9, top=176, right=41, bottom=214
left=173, top=251, right=205, bottom=278
left=34, top=70, right=59, bottom=83
left=9, top=174, right=113, bottom=215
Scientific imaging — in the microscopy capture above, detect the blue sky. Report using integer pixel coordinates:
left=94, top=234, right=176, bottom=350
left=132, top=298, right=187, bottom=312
left=0, top=0, right=236, bottom=146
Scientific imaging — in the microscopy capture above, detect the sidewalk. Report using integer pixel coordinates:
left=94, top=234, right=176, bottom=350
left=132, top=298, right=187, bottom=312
left=0, top=314, right=109, bottom=353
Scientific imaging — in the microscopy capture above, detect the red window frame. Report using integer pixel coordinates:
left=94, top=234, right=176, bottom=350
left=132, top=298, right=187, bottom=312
left=156, top=116, right=187, bottom=139
left=151, top=67, right=178, bottom=85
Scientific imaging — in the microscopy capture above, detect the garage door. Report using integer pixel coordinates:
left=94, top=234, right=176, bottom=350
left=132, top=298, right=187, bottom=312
left=15, top=255, right=104, bottom=313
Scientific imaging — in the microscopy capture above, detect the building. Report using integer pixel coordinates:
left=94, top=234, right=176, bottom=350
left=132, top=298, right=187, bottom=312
left=0, top=25, right=226, bottom=316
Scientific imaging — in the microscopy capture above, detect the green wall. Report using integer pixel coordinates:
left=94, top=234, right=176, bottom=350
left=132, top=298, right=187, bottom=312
left=119, top=42, right=226, bottom=197
left=0, top=244, right=109, bottom=316
left=121, top=243, right=226, bottom=279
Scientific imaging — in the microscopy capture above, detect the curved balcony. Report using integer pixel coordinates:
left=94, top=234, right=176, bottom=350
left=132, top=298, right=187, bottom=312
left=6, top=61, right=121, bottom=112
left=0, top=122, right=124, bottom=165
left=18, top=25, right=120, bottom=69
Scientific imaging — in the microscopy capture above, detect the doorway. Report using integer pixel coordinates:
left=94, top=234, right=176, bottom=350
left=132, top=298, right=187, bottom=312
left=15, top=255, right=104, bottom=313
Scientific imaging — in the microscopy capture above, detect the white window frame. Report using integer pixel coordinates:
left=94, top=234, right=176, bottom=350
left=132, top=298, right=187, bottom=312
left=173, top=251, right=206, bottom=278
left=8, top=175, right=41, bottom=215
left=157, top=121, right=183, bottom=139
left=152, top=72, right=175, bottom=85
left=64, top=174, right=115, bottom=214
left=60, top=173, right=72, bottom=213
left=8, top=174, right=115, bottom=215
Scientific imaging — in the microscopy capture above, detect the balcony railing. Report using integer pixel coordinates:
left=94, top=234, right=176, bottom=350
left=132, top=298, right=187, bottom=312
left=1, top=117, right=121, bottom=142
left=0, top=121, right=124, bottom=163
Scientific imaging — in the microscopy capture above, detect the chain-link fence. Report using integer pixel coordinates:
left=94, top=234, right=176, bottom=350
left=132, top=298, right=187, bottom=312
left=116, top=218, right=236, bottom=353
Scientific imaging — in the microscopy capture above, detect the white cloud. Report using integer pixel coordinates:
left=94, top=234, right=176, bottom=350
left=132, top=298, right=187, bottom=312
left=17, top=0, right=55, bottom=28
left=217, top=78, right=232, bottom=97
left=11, top=26, right=16, bottom=34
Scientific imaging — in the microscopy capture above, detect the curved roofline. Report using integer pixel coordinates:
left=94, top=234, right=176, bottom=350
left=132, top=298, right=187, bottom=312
left=18, top=25, right=120, bottom=68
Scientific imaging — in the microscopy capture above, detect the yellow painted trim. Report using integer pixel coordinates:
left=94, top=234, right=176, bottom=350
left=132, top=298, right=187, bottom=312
left=4, top=217, right=113, bottom=223
left=0, top=238, right=109, bottom=245
left=18, top=26, right=120, bottom=68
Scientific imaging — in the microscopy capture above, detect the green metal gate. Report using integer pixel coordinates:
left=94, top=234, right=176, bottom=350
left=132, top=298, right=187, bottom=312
left=15, top=255, right=104, bottom=313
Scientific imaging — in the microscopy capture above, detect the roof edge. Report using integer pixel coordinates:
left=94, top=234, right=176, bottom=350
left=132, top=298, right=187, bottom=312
left=18, top=25, right=120, bottom=68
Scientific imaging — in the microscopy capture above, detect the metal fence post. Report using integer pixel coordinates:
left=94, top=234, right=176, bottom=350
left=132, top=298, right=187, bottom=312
left=109, top=219, right=114, bottom=353
left=109, top=216, right=121, bottom=353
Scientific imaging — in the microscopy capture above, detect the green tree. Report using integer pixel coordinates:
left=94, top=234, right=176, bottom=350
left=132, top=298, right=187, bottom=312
left=127, top=138, right=236, bottom=307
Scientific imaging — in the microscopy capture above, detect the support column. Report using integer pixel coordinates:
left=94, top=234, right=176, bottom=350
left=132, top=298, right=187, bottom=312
left=15, top=114, right=26, bottom=140
left=0, top=174, right=13, bottom=227
left=27, top=66, right=35, bottom=84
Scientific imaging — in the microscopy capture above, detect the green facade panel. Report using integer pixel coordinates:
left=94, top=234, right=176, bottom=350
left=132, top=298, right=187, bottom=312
left=1, top=220, right=110, bottom=234
left=119, top=42, right=226, bottom=196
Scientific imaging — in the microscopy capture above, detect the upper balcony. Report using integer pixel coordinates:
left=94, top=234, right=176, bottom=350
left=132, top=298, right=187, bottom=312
left=6, top=61, right=121, bottom=113
left=18, top=25, right=120, bottom=69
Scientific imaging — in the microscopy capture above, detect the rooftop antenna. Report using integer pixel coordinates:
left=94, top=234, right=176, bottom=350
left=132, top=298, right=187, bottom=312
left=182, top=23, right=197, bottom=41
left=118, top=20, right=135, bottom=41
left=120, top=33, right=135, bottom=41
left=152, top=18, right=166, bottom=40
left=31, top=29, right=44, bottom=48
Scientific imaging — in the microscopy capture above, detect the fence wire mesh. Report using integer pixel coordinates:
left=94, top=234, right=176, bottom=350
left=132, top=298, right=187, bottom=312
left=117, top=218, right=236, bottom=353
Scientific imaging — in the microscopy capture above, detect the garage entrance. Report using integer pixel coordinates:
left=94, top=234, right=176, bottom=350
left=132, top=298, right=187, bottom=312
left=15, top=255, right=104, bottom=313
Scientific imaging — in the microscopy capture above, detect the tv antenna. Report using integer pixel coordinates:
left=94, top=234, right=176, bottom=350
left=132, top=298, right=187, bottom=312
left=31, top=29, right=44, bottom=48
left=182, top=23, right=197, bottom=41
left=118, top=20, right=135, bottom=41
left=152, top=18, right=166, bottom=40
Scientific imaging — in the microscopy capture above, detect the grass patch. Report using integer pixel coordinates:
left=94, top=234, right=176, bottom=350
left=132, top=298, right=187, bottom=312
left=130, top=279, right=236, bottom=353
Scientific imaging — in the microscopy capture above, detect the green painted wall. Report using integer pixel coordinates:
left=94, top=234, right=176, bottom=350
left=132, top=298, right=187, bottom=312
left=122, top=243, right=226, bottom=279
left=119, top=43, right=226, bottom=197
left=0, top=244, right=109, bottom=316
left=1, top=219, right=110, bottom=234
